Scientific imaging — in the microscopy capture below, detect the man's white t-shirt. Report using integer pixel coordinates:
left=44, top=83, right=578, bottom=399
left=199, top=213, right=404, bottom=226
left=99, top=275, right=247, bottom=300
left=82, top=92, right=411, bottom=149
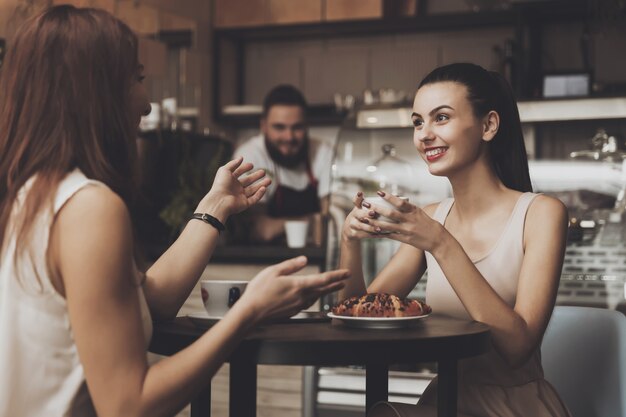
left=234, top=134, right=334, bottom=204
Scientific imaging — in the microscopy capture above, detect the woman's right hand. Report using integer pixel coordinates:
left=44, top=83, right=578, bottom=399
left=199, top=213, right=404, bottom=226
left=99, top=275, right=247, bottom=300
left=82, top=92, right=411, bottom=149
left=196, top=157, right=271, bottom=221
left=239, top=256, right=350, bottom=322
left=342, top=191, right=379, bottom=242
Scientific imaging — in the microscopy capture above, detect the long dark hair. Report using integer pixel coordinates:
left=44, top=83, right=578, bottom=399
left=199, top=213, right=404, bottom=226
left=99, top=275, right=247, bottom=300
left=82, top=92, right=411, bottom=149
left=0, top=5, right=139, bottom=255
left=418, top=63, right=532, bottom=192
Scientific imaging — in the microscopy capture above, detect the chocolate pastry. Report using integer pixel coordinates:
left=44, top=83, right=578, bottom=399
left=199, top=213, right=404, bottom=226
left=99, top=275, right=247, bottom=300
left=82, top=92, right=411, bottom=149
left=332, top=293, right=431, bottom=317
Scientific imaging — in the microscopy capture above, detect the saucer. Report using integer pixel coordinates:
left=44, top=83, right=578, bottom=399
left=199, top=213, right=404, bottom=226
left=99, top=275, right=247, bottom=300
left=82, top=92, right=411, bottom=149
left=187, top=311, right=222, bottom=328
left=186, top=310, right=330, bottom=328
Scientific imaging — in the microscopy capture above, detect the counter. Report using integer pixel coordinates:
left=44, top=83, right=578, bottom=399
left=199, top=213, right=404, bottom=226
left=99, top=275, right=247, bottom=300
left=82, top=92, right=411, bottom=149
left=212, top=244, right=326, bottom=267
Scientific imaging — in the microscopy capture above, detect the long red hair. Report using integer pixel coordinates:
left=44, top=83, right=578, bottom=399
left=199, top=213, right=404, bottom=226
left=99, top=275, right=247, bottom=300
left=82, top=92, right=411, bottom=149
left=0, top=5, right=139, bottom=256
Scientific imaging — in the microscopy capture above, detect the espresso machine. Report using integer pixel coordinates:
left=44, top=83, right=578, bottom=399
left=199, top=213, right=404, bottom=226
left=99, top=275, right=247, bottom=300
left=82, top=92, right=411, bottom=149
left=547, top=129, right=626, bottom=312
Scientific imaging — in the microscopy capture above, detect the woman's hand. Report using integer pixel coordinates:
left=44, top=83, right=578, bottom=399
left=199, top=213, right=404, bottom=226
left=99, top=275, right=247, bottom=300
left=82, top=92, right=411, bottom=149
left=356, top=191, right=445, bottom=252
left=342, top=191, right=380, bottom=242
left=196, top=157, right=271, bottom=221
left=239, top=256, right=350, bottom=322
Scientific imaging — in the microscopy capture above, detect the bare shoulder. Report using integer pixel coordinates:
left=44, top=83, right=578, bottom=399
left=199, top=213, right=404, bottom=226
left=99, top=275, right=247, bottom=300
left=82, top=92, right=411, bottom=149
left=56, top=184, right=130, bottom=230
left=421, top=202, right=440, bottom=218
left=50, top=184, right=134, bottom=293
left=528, top=194, right=568, bottom=222
left=525, top=194, right=569, bottom=237
left=54, top=185, right=132, bottom=256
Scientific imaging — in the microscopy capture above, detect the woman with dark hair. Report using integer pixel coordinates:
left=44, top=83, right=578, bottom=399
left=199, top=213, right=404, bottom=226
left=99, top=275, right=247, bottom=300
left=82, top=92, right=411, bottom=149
left=339, top=63, right=571, bottom=417
left=0, top=6, right=348, bottom=417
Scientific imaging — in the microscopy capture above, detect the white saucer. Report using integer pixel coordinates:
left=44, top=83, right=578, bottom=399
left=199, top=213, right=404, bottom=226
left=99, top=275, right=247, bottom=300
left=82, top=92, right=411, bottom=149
left=187, top=311, right=222, bottom=327
left=187, top=310, right=330, bottom=328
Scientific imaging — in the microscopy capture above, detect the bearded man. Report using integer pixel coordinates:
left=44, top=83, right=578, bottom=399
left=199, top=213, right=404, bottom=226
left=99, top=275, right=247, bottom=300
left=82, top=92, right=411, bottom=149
left=233, top=85, right=334, bottom=244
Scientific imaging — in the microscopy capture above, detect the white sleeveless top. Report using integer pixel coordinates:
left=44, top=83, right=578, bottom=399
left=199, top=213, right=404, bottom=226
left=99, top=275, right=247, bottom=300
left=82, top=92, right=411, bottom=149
left=0, top=170, right=153, bottom=417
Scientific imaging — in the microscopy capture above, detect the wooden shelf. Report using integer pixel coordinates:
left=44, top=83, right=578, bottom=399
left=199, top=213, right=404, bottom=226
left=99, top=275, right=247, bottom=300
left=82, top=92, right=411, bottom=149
left=213, top=1, right=588, bottom=41
left=212, top=0, right=593, bottom=125
left=215, top=10, right=514, bottom=41
left=219, top=104, right=347, bottom=127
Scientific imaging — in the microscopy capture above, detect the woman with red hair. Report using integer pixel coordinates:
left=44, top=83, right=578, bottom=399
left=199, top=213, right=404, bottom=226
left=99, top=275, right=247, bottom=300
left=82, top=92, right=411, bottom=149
left=0, top=6, right=348, bottom=416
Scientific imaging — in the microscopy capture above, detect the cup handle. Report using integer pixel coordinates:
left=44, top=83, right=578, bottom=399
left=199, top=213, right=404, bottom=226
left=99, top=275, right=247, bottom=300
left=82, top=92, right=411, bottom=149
left=228, top=287, right=241, bottom=307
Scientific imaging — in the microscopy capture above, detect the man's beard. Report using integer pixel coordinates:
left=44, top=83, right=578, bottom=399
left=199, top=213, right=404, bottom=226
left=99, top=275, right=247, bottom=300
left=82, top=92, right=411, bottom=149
left=264, top=135, right=309, bottom=169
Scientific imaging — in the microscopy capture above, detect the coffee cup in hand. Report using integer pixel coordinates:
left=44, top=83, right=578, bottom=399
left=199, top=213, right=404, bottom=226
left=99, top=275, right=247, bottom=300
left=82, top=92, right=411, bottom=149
left=200, top=280, right=248, bottom=318
left=363, top=196, right=409, bottom=223
left=285, top=220, right=309, bottom=248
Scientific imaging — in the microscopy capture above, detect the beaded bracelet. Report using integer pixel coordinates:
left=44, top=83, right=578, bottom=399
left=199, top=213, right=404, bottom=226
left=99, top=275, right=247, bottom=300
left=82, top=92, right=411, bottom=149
left=190, top=213, right=226, bottom=234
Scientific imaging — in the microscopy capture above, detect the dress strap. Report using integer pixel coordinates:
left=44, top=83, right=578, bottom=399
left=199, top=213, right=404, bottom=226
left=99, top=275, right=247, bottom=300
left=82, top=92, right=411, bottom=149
left=431, top=198, right=454, bottom=225
left=508, top=192, right=540, bottom=235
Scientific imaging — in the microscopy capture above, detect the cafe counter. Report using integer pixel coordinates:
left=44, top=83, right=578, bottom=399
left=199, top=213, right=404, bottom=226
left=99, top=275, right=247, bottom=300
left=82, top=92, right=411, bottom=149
left=210, top=244, right=326, bottom=268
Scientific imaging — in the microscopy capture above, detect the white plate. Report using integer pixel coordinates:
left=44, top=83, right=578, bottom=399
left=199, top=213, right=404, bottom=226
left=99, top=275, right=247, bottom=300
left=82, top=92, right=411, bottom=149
left=327, top=312, right=430, bottom=329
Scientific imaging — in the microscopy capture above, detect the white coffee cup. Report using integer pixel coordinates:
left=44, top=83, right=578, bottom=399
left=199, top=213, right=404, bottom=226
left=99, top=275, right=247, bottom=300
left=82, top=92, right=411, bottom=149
left=363, top=196, right=409, bottom=223
left=200, top=280, right=248, bottom=318
left=285, top=220, right=309, bottom=248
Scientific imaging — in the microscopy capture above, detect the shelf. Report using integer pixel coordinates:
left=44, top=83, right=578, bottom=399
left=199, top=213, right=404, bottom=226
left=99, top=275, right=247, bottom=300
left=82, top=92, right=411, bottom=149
left=351, top=97, right=626, bottom=129
left=215, top=10, right=515, bottom=41
left=219, top=104, right=347, bottom=127
left=213, top=1, right=587, bottom=42
left=217, top=96, right=626, bottom=128
left=356, top=106, right=413, bottom=129
left=211, top=0, right=594, bottom=127
left=517, top=97, right=626, bottom=123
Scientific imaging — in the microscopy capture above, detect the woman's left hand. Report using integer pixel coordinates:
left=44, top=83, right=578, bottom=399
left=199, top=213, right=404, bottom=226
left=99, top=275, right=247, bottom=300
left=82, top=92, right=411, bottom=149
left=361, top=191, right=444, bottom=252
left=196, top=157, right=271, bottom=219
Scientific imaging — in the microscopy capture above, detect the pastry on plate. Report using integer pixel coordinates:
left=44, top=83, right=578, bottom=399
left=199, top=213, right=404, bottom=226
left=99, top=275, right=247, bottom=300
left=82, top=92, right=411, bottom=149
left=332, top=293, right=431, bottom=318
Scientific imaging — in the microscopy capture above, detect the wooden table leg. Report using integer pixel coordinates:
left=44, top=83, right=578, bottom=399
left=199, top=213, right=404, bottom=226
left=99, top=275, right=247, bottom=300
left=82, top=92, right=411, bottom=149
left=230, top=358, right=257, bottom=417
left=190, top=383, right=211, bottom=417
left=437, top=359, right=458, bottom=417
left=365, top=363, right=388, bottom=414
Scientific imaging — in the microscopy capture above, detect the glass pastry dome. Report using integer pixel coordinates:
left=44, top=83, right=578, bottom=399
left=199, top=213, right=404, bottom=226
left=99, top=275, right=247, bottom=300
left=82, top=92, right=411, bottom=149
left=322, top=104, right=451, bottom=310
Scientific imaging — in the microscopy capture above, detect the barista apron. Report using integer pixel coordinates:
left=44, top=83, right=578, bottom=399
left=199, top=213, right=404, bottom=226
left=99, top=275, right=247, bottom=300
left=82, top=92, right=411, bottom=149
left=267, top=158, right=321, bottom=217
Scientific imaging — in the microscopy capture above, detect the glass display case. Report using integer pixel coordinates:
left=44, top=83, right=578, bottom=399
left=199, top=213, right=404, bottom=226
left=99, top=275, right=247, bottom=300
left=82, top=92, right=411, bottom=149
left=531, top=160, right=626, bottom=312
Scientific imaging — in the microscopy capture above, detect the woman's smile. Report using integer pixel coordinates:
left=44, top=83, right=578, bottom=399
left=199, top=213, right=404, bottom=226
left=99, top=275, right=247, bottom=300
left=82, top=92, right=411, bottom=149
left=425, top=146, right=448, bottom=162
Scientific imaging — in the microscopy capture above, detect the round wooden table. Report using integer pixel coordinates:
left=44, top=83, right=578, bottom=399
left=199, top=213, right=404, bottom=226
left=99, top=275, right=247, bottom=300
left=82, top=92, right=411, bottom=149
left=149, top=314, right=490, bottom=417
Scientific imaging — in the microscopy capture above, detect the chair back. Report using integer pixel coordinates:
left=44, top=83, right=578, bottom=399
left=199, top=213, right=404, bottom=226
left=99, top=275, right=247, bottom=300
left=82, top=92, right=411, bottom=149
left=541, top=306, right=626, bottom=417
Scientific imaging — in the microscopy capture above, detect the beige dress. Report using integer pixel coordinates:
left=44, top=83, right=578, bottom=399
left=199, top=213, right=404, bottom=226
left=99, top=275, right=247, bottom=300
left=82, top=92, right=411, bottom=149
left=371, top=193, right=571, bottom=417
